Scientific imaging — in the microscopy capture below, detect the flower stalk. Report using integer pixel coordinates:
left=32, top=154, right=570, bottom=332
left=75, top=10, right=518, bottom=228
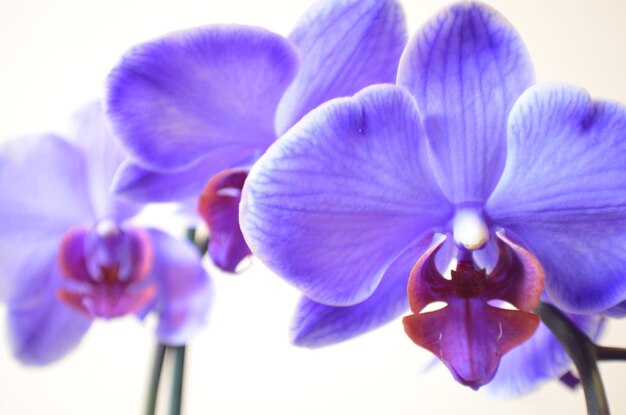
left=535, top=303, right=610, bottom=415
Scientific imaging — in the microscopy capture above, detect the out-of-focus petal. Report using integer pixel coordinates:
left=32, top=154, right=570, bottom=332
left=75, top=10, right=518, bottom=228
left=275, top=0, right=407, bottom=134
left=398, top=2, right=534, bottom=204
left=486, top=84, right=626, bottom=313
left=486, top=312, right=603, bottom=398
left=7, top=265, right=92, bottom=365
left=106, top=25, right=300, bottom=171
left=198, top=168, right=251, bottom=273
left=68, top=102, right=140, bottom=220
left=146, top=229, right=212, bottom=345
left=0, top=135, right=93, bottom=300
left=112, top=148, right=257, bottom=203
left=242, top=84, right=452, bottom=306
left=291, top=236, right=431, bottom=347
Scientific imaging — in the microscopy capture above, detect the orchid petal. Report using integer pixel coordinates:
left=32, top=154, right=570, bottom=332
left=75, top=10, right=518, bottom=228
left=7, top=264, right=92, bottom=365
left=106, top=25, right=300, bottom=171
left=398, top=2, right=534, bottom=204
left=403, top=300, right=539, bottom=389
left=198, top=168, right=251, bottom=273
left=291, top=237, right=430, bottom=347
left=487, top=84, right=626, bottom=313
left=275, top=0, right=407, bottom=134
left=113, top=147, right=256, bottom=203
left=146, top=229, right=213, bottom=345
left=242, top=84, right=451, bottom=306
left=486, top=313, right=603, bottom=397
left=68, top=101, right=140, bottom=220
left=0, top=135, right=92, bottom=300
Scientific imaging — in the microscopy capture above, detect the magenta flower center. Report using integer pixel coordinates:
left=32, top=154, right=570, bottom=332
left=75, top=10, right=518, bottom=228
left=57, top=219, right=155, bottom=319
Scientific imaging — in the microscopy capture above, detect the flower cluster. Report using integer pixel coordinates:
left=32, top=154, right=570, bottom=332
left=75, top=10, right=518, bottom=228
left=0, top=0, right=622, bottom=401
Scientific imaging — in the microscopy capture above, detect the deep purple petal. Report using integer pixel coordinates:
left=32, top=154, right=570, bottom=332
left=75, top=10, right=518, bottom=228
left=68, top=101, right=140, bottom=220
left=146, top=229, right=213, bottom=345
left=242, top=84, right=451, bottom=306
left=291, top=237, right=430, bottom=347
left=486, top=312, right=603, bottom=397
left=486, top=84, right=626, bottom=313
left=7, top=265, right=92, bottom=365
left=398, top=3, right=534, bottom=204
left=198, top=168, right=251, bottom=273
left=403, top=300, right=539, bottom=389
left=106, top=25, right=300, bottom=171
left=0, top=135, right=93, bottom=300
left=275, top=0, right=407, bottom=134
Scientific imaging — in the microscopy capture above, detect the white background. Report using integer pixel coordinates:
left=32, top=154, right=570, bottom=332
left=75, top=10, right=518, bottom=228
left=1, top=0, right=626, bottom=414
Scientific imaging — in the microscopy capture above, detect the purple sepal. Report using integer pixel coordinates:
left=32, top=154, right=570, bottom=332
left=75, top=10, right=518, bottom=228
left=145, top=229, right=213, bottom=345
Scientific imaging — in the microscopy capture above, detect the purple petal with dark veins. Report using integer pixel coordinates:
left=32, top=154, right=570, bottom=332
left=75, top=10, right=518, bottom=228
left=275, top=0, right=407, bottom=134
left=0, top=135, right=92, bottom=301
left=106, top=25, right=300, bottom=171
left=146, top=229, right=213, bottom=345
left=241, top=84, right=452, bottom=306
left=487, top=84, right=626, bottom=313
left=291, top=235, right=431, bottom=347
left=398, top=2, right=534, bottom=204
left=198, top=168, right=251, bottom=273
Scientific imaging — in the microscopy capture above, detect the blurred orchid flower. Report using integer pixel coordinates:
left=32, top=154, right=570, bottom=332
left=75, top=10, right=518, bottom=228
left=240, top=2, right=620, bottom=389
left=0, top=103, right=212, bottom=365
left=104, top=0, right=408, bottom=272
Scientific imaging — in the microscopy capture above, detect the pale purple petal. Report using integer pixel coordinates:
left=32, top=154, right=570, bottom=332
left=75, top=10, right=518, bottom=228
left=275, top=0, right=407, bottom=134
left=112, top=147, right=257, bottom=203
left=291, top=237, right=430, bottom=347
left=146, top=229, right=213, bottom=345
left=0, top=135, right=93, bottom=300
left=7, top=264, right=92, bottom=365
left=398, top=2, right=534, bottom=204
left=242, top=85, right=451, bottom=306
left=486, top=84, right=626, bottom=313
left=486, top=313, right=603, bottom=397
left=68, top=101, right=140, bottom=220
left=106, top=25, right=300, bottom=171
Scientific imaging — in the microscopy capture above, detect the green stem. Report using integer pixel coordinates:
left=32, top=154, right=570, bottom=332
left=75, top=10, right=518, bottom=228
left=535, top=303, right=610, bottom=415
left=145, top=343, right=167, bottom=415
left=169, top=346, right=187, bottom=415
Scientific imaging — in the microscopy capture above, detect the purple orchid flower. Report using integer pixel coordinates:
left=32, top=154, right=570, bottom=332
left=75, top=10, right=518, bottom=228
left=0, top=102, right=212, bottom=365
left=104, top=0, right=407, bottom=273
left=240, top=2, right=623, bottom=389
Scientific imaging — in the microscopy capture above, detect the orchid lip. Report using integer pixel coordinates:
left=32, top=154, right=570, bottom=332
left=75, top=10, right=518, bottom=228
left=57, top=220, right=154, bottom=319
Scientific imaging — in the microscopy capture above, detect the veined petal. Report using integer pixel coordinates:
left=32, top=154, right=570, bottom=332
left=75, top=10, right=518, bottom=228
left=146, top=229, right=213, bottom=345
left=275, top=0, right=407, bottom=134
left=68, top=102, right=140, bottom=220
left=486, top=312, right=603, bottom=397
left=398, top=2, right=534, bottom=204
left=0, top=135, right=93, bottom=300
left=106, top=25, right=300, bottom=171
left=7, top=264, right=92, bottom=365
left=487, top=84, right=626, bottom=313
left=291, top=237, right=431, bottom=347
left=242, top=84, right=451, bottom=306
